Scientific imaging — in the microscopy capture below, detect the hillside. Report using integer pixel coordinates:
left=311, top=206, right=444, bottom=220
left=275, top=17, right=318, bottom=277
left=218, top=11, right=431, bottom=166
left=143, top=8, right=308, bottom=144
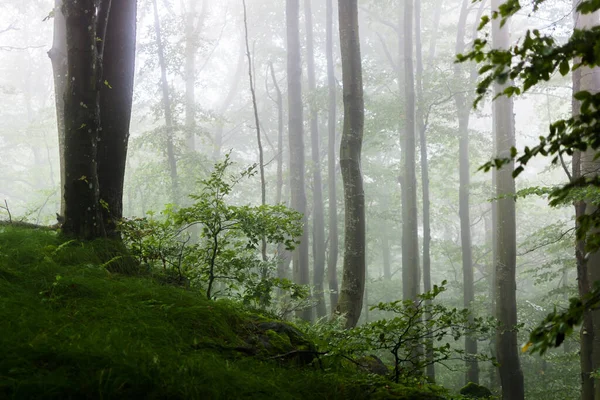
left=0, top=226, right=457, bottom=399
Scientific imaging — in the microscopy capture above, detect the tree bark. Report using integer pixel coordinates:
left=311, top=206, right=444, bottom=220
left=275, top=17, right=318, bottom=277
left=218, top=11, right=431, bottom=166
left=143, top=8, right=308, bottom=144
left=61, top=0, right=110, bottom=239
left=48, top=0, right=67, bottom=217
left=491, top=2, right=524, bottom=397
left=335, top=0, right=365, bottom=329
left=574, top=4, right=600, bottom=399
left=455, top=0, right=478, bottom=385
left=97, top=0, right=137, bottom=237
left=326, top=0, right=339, bottom=313
left=304, top=0, right=327, bottom=319
left=286, top=0, right=311, bottom=321
left=152, top=0, right=179, bottom=204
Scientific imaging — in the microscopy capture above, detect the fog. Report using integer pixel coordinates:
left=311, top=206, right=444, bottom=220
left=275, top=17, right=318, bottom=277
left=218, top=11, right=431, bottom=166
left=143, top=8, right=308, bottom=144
left=0, top=0, right=584, bottom=398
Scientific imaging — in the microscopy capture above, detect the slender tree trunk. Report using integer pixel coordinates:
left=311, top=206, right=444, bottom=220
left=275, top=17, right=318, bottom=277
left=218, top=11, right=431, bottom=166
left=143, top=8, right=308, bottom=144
left=326, top=0, right=339, bottom=312
left=48, top=0, right=67, bottom=217
left=267, top=61, right=291, bottom=282
left=152, top=0, right=179, bottom=204
left=304, top=0, right=327, bottom=319
left=242, top=0, right=267, bottom=262
left=336, top=0, right=365, bottom=329
left=286, top=0, right=311, bottom=321
left=574, top=4, right=600, bottom=399
left=97, top=0, right=137, bottom=237
left=455, top=0, right=478, bottom=385
left=491, top=2, right=524, bottom=398
left=382, top=225, right=391, bottom=280
left=414, top=0, right=434, bottom=381
left=401, top=0, right=420, bottom=304
left=61, top=0, right=110, bottom=239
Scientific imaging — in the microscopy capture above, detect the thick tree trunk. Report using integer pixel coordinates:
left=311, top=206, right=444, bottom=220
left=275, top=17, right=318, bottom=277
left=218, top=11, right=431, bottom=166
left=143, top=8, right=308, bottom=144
left=97, top=0, right=137, bottom=237
left=152, top=0, right=179, bottom=204
left=455, top=0, right=478, bottom=385
left=326, top=0, right=339, bottom=313
left=304, top=0, right=327, bottom=319
left=61, top=0, right=110, bottom=239
left=574, top=5, right=600, bottom=399
left=336, top=0, right=365, bottom=329
left=286, top=0, right=311, bottom=322
left=491, top=2, right=524, bottom=398
left=48, top=0, right=67, bottom=217
left=401, top=0, right=420, bottom=304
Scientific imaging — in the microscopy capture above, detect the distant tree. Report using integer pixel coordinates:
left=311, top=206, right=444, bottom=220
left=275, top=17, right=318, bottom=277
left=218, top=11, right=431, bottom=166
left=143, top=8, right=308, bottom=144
left=48, top=0, right=67, bottom=218
left=490, top=1, right=524, bottom=398
left=326, top=0, right=339, bottom=313
left=336, top=0, right=365, bottom=329
left=286, top=0, right=311, bottom=321
left=304, top=0, right=327, bottom=319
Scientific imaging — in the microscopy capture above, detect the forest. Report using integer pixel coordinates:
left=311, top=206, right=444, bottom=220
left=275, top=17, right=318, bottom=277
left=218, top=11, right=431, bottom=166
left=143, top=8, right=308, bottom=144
left=1, top=0, right=600, bottom=399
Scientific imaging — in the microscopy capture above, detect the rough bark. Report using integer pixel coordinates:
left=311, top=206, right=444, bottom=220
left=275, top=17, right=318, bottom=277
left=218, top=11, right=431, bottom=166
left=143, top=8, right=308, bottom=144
left=491, top=2, right=524, bottom=398
left=304, top=0, right=327, bottom=319
left=61, top=0, right=110, bottom=239
left=455, top=0, right=478, bottom=385
left=48, top=0, right=67, bottom=217
left=336, top=0, right=365, bottom=329
left=97, top=0, right=137, bottom=237
left=286, top=0, right=311, bottom=321
left=326, top=0, right=339, bottom=312
left=152, top=0, right=179, bottom=204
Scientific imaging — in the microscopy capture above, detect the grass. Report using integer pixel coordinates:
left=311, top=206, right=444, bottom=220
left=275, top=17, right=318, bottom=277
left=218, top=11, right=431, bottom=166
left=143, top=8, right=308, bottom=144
left=0, top=226, right=450, bottom=400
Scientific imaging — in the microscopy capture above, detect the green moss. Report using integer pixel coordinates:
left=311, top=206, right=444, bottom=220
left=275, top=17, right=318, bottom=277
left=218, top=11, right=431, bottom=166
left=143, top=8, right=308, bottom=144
left=0, top=226, right=452, bottom=400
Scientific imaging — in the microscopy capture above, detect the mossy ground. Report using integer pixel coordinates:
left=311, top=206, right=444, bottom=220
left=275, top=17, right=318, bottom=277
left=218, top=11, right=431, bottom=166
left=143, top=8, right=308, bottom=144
left=0, top=226, right=454, bottom=399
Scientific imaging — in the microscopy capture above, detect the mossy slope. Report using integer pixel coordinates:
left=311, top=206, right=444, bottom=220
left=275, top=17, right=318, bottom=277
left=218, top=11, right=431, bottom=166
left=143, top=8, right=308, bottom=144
left=0, top=227, right=448, bottom=399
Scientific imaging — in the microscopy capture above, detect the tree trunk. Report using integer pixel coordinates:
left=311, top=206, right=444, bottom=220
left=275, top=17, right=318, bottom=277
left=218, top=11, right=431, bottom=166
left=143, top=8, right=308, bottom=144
left=304, top=0, right=327, bottom=319
left=455, top=0, right=478, bottom=385
left=286, top=0, right=311, bottom=322
left=326, top=0, right=339, bottom=313
left=97, top=0, right=137, bottom=237
left=152, top=0, right=179, bottom=204
left=61, top=0, right=110, bottom=239
left=491, top=2, right=524, bottom=397
left=401, top=0, right=420, bottom=304
left=48, top=0, right=67, bottom=217
left=574, top=4, right=600, bottom=399
left=415, top=0, right=434, bottom=381
left=336, top=0, right=365, bottom=329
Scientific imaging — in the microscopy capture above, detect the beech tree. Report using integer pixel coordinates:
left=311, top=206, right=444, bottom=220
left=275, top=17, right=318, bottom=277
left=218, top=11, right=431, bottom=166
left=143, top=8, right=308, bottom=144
left=60, top=1, right=137, bottom=239
left=286, top=0, right=311, bottom=321
left=336, top=0, right=365, bottom=329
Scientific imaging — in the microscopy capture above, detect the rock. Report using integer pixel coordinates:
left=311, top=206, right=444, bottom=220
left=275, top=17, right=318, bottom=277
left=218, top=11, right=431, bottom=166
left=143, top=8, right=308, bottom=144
left=245, top=320, right=317, bottom=365
left=356, top=354, right=389, bottom=376
left=459, top=382, right=493, bottom=398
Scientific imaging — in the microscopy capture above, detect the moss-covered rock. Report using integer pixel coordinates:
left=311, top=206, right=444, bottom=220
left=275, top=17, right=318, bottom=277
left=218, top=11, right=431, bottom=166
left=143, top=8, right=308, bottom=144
left=245, top=320, right=317, bottom=365
left=459, top=382, right=493, bottom=398
left=356, top=354, right=389, bottom=376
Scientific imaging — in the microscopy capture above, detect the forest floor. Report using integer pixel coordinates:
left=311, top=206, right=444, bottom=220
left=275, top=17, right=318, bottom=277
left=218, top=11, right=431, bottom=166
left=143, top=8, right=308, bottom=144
left=0, top=226, right=460, bottom=399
